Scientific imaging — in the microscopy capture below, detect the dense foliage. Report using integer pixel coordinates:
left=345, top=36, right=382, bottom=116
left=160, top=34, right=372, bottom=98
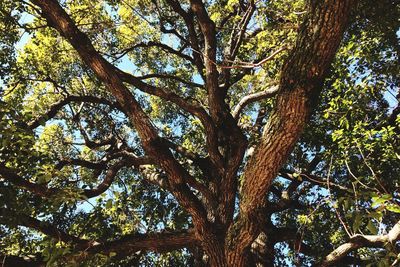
left=0, top=0, right=399, bottom=266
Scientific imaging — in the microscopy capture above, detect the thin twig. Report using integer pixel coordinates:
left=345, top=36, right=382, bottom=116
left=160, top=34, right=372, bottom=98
left=328, top=156, right=352, bottom=237
left=190, top=45, right=287, bottom=69
left=344, top=159, right=374, bottom=190
left=356, top=141, right=388, bottom=194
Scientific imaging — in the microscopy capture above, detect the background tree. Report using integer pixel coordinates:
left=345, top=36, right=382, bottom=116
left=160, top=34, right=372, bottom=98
left=0, top=0, right=399, bottom=266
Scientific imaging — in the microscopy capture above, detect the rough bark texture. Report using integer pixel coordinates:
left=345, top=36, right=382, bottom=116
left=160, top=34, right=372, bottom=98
left=225, top=1, right=356, bottom=266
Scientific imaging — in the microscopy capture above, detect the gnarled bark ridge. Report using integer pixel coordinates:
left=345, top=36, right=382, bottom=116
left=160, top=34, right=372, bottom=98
left=226, top=1, right=356, bottom=266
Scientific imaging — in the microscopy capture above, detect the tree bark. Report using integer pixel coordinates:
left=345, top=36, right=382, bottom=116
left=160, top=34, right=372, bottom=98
left=225, top=0, right=357, bottom=266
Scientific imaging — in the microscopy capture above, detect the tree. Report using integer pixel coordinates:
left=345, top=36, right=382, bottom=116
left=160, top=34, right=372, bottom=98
left=0, top=0, right=399, bottom=266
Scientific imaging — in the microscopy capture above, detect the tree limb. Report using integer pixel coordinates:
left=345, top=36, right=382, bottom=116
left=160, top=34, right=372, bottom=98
left=189, top=0, right=224, bottom=123
left=116, top=70, right=209, bottom=121
left=320, top=220, right=400, bottom=266
left=32, top=0, right=210, bottom=230
left=0, top=208, right=90, bottom=246
left=137, top=73, right=204, bottom=88
left=226, top=1, right=357, bottom=265
left=55, top=158, right=108, bottom=170
left=28, top=95, right=122, bottom=130
left=279, top=169, right=352, bottom=193
left=87, top=229, right=198, bottom=256
left=117, top=69, right=224, bottom=172
left=0, top=254, right=44, bottom=267
left=0, top=158, right=145, bottom=199
left=232, top=85, right=279, bottom=119
left=0, top=164, right=57, bottom=197
left=220, top=1, right=255, bottom=89
left=0, top=208, right=197, bottom=260
left=113, top=41, right=195, bottom=63
left=165, top=0, right=205, bottom=76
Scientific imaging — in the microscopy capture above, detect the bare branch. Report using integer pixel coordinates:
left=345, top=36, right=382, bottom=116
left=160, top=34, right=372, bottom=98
left=139, top=165, right=170, bottom=189
left=137, top=73, right=204, bottom=89
left=279, top=170, right=352, bottom=193
left=223, top=46, right=288, bottom=69
left=228, top=2, right=256, bottom=61
left=113, top=41, right=195, bottom=63
left=321, top=220, right=400, bottom=266
left=232, top=85, right=279, bottom=119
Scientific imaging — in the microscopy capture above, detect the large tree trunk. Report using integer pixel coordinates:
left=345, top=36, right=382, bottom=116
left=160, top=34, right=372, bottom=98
left=223, top=0, right=357, bottom=266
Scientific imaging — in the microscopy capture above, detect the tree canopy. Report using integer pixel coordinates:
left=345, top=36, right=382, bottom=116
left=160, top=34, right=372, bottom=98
left=0, top=0, right=399, bottom=266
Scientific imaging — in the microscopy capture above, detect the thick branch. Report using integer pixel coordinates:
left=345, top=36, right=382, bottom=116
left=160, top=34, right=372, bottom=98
left=165, top=0, right=205, bottom=76
left=82, top=161, right=126, bottom=198
left=189, top=0, right=224, bottom=123
left=0, top=164, right=57, bottom=197
left=118, top=69, right=224, bottom=172
left=321, top=220, right=400, bottom=266
left=0, top=208, right=197, bottom=259
left=0, top=254, right=44, bottom=267
left=227, top=1, right=356, bottom=265
left=87, top=229, right=198, bottom=256
left=185, top=2, right=250, bottom=232
left=1, top=158, right=145, bottom=199
left=0, top=208, right=89, bottom=246
left=116, top=70, right=209, bottom=121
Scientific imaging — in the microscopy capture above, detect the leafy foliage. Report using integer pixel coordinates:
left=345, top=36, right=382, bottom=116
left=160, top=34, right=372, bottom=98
left=0, top=0, right=399, bottom=266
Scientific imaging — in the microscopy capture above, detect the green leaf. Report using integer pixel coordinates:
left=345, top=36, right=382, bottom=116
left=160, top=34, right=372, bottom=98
left=105, top=199, right=113, bottom=210
left=386, top=204, right=400, bottom=213
left=352, top=213, right=362, bottom=233
left=366, top=220, right=378, bottom=235
left=371, top=194, right=392, bottom=208
left=369, top=211, right=383, bottom=221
